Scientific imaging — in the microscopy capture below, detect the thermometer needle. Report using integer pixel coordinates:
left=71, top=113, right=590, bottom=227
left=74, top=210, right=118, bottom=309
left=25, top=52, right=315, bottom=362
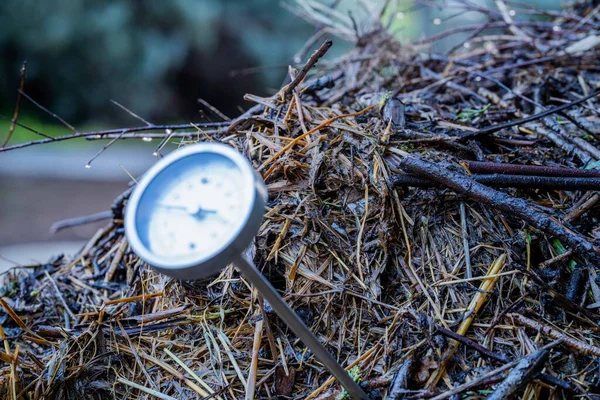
left=157, top=203, right=188, bottom=211
left=157, top=203, right=231, bottom=225
left=158, top=203, right=218, bottom=215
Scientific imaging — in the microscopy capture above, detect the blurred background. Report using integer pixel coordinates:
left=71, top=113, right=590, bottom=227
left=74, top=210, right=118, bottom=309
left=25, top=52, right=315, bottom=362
left=0, top=0, right=561, bottom=267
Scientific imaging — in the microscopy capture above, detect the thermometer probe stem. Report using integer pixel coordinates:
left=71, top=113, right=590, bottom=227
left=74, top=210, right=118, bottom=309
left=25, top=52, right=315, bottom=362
left=232, top=254, right=369, bottom=400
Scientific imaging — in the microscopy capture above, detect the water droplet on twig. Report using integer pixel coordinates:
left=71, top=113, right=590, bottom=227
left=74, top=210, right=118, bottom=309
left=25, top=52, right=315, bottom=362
left=142, top=137, right=153, bottom=142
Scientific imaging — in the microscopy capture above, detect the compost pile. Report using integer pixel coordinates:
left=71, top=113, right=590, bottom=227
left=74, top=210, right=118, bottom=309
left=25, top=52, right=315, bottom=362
left=4, top=1, right=600, bottom=399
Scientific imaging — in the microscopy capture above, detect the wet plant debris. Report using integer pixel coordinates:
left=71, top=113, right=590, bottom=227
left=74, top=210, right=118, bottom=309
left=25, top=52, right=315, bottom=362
left=3, top=1, right=600, bottom=399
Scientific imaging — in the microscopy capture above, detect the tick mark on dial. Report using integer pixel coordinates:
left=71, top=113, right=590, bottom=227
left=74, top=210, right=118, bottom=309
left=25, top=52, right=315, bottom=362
left=189, top=243, right=196, bottom=250
left=201, top=177, right=209, bottom=184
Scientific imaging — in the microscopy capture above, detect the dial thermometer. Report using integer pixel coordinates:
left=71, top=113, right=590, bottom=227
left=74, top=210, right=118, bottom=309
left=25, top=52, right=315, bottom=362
left=125, top=143, right=368, bottom=400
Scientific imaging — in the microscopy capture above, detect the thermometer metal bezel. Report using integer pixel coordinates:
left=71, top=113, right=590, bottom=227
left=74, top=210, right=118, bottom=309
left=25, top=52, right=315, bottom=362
left=125, top=142, right=265, bottom=280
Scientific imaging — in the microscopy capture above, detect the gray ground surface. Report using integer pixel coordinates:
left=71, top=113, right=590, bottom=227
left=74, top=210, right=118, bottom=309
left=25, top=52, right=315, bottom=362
left=0, top=145, right=156, bottom=270
left=0, top=176, right=126, bottom=245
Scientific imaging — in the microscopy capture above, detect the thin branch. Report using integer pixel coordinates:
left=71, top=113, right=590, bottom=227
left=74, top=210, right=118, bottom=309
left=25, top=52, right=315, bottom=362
left=487, top=340, right=561, bottom=400
left=0, top=114, right=53, bottom=139
left=197, top=98, right=231, bottom=121
left=85, top=130, right=127, bottom=168
left=18, top=89, right=77, bottom=131
left=390, top=173, right=600, bottom=191
left=465, top=90, right=600, bottom=138
left=50, top=211, right=113, bottom=233
left=0, top=122, right=228, bottom=153
left=293, top=28, right=329, bottom=63
left=284, top=40, right=333, bottom=97
left=509, top=314, right=600, bottom=356
left=110, top=100, right=152, bottom=126
left=435, top=325, right=510, bottom=362
left=461, top=160, right=600, bottom=177
left=2, top=62, right=27, bottom=147
left=429, top=361, right=518, bottom=400
left=153, top=128, right=177, bottom=156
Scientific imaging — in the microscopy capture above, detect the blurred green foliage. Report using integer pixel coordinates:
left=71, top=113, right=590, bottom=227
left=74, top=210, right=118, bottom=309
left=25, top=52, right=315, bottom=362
left=0, top=0, right=564, bottom=129
left=0, top=0, right=314, bottom=124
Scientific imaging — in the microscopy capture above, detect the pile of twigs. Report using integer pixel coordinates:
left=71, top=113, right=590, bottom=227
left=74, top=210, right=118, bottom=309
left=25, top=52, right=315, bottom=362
left=3, top=1, right=600, bottom=398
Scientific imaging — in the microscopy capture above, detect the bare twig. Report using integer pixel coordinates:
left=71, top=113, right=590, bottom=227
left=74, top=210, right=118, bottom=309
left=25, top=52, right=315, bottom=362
left=110, top=100, right=153, bottom=126
left=487, top=340, right=562, bottom=400
left=198, top=98, right=231, bottom=121
left=388, top=356, right=414, bottom=400
left=464, top=90, right=600, bottom=138
left=461, top=160, right=600, bottom=177
left=50, top=210, right=113, bottom=233
left=390, top=173, right=600, bottom=191
left=429, top=361, right=519, bottom=400
left=2, top=62, right=27, bottom=147
left=0, top=122, right=228, bottom=152
left=509, top=314, right=600, bottom=356
left=85, top=129, right=127, bottom=167
left=283, top=40, right=333, bottom=97
left=435, top=325, right=510, bottom=363
left=18, top=89, right=77, bottom=131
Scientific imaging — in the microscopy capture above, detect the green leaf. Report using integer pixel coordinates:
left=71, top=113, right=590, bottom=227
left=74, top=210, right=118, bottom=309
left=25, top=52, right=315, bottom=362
left=585, top=160, right=600, bottom=170
left=337, top=366, right=361, bottom=400
left=552, top=239, right=576, bottom=270
left=457, top=104, right=490, bottom=121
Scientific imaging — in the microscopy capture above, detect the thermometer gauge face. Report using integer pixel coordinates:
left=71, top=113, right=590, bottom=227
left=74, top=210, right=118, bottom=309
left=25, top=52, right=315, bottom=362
left=125, top=143, right=266, bottom=280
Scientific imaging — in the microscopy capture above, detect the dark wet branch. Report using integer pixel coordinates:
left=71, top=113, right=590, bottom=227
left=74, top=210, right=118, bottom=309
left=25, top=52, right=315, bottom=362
left=392, top=153, right=600, bottom=264
left=390, top=173, right=600, bottom=191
